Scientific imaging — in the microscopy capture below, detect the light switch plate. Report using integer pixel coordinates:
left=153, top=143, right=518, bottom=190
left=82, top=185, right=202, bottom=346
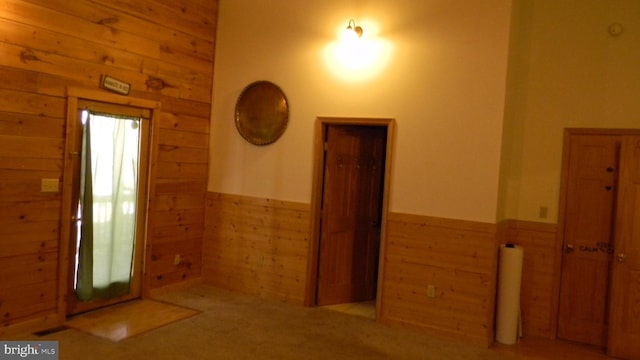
left=41, top=178, right=60, bottom=193
left=427, top=284, right=436, bottom=298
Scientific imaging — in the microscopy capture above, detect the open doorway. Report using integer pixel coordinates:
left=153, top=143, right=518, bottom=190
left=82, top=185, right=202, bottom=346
left=306, top=117, right=395, bottom=320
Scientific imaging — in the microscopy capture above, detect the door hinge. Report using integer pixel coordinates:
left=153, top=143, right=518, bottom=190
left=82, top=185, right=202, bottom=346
left=324, top=141, right=328, bottom=151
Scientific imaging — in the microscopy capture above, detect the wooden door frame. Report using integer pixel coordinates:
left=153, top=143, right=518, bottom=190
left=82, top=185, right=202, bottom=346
left=305, top=117, right=395, bottom=318
left=554, top=127, right=640, bottom=339
left=57, top=87, right=161, bottom=322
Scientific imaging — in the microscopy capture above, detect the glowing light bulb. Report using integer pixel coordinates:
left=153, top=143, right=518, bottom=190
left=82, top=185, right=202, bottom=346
left=341, top=27, right=359, bottom=43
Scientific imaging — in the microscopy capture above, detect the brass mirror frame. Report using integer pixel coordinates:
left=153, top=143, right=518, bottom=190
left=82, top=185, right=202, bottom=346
left=234, top=80, right=289, bottom=146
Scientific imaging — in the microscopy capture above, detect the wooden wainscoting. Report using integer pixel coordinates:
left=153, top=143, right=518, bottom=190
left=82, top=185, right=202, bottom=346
left=500, top=219, right=560, bottom=339
left=379, top=212, right=499, bottom=347
left=202, top=193, right=562, bottom=346
left=203, top=192, right=310, bottom=304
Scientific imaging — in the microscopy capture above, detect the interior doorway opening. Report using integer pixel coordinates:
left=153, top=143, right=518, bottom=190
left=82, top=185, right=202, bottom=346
left=306, top=117, right=395, bottom=321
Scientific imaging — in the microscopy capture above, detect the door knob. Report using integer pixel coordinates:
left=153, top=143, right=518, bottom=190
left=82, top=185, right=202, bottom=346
left=566, top=244, right=574, bottom=253
left=617, top=253, right=627, bottom=262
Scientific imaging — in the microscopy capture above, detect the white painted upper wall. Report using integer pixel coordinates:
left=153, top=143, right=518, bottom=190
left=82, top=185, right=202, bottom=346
left=499, top=0, right=640, bottom=223
left=209, top=0, right=512, bottom=223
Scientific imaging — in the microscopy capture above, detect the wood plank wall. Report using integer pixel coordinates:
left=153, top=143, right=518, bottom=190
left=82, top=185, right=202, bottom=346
left=0, top=0, right=217, bottom=331
left=501, top=220, right=560, bottom=339
left=203, top=193, right=310, bottom=305
left=380, top=212, right=499, bottom=347
left=202, top=192, right=563, bottom=346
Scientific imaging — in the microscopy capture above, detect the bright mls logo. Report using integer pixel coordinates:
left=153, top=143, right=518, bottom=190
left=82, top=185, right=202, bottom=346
left=1, top=341, right=58, bottom=359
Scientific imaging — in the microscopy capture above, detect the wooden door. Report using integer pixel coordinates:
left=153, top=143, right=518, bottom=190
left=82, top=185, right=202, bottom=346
left=65, top=100, right=151, bottom=315
left=316, top=125, right=386, bottom=306
left=558, top=134, right=618, bottom=346
left=607, top=136, right=640, bottom=359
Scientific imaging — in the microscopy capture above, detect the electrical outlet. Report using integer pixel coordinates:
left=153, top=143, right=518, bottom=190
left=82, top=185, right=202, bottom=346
left=174, top=254, right=181, bottom=265
left=427, top=284, right=436, bottom=298
left=539, top=206, right=548, bottom=219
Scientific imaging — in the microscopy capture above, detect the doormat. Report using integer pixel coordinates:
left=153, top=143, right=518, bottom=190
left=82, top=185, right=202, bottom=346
left=65, top=299, right=199, bottom=342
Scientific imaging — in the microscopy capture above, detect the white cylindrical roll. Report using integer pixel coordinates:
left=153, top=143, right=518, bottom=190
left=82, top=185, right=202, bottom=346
left=495, top=244, right=524, bottom=345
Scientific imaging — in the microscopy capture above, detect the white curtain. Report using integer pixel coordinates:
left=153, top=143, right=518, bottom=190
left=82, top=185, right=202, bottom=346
left=76, top=112, right=141, bottom=300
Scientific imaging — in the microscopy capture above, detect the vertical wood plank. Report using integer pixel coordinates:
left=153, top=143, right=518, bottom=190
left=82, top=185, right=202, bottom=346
left=203, top=192, right=310, bottom=305
left=501, top=219, right=559, bottom=339
left=380, top=212, right=498, bottom=347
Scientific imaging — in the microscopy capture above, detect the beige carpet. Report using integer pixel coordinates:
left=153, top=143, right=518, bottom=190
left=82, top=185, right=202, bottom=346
left=23, top=285, right=612, bottom=359
left=65, top=299, right=199, bottom=342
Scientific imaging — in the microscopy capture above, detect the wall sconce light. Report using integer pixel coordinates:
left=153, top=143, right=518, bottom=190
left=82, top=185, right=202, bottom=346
left=342, top=19, right=363, bottom=41
left=324, top=17, right=393, bottom=82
